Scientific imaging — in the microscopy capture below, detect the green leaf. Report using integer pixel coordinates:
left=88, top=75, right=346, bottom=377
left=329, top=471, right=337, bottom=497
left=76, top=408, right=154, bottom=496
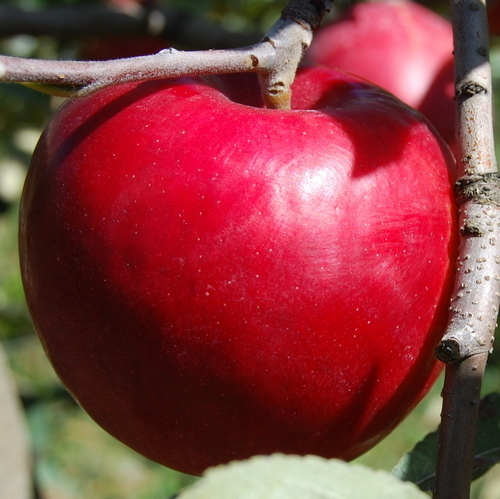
left=392, top=392, right=500, bottom=491
left=177, top=454, right=429, bottom=499
left=391, top=426, right=438, bottom=491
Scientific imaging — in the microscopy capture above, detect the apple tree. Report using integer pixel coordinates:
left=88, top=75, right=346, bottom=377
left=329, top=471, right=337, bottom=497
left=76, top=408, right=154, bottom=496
left=0, top=0, right=499, bottom=498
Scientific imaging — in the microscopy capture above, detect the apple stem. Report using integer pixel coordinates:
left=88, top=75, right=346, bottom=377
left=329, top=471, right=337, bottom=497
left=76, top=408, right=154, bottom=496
left=0, top=0, right=333, bottom=108
left=433, top=1, right=499, bottom=498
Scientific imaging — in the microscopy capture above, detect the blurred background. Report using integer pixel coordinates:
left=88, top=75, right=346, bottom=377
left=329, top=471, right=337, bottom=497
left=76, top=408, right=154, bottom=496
left=0, top=0, right=499, bottom=497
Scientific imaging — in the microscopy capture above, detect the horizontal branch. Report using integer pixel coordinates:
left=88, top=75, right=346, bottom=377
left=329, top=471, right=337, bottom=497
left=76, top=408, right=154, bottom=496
left=0, top=0, right=334, bottom=108
left=0, top=47, right=270, bottom=97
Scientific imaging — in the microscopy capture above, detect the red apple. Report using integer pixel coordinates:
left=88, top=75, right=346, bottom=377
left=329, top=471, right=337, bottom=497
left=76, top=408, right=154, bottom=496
left=19, top=66, right=457, bottom=476
left=306, top=0, right=455, bottom=148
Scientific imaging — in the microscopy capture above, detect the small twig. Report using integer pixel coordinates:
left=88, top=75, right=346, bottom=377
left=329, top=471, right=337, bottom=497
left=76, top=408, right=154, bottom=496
left=433, top=1, right=499, bottom=498
left=0, top=0, right=333, bottom=109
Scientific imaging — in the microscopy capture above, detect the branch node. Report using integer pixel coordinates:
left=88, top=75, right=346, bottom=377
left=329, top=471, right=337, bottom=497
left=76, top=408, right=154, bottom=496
left=478, top=46, right=488, bottom=57
left=455, top=173, right=500, bottom=207
left=436, top=326, right=495, bottom=364
left=461, top=218, right=486, bottom=236
left=456, top=81, right=487, bottom=99
left=262, top=36, right=276, bottom=49
left=435, top=338, right=463, bottom=364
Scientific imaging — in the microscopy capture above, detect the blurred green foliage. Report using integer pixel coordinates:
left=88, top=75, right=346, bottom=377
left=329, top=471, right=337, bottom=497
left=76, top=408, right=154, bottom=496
left=0, top=1, right=499, bottom=498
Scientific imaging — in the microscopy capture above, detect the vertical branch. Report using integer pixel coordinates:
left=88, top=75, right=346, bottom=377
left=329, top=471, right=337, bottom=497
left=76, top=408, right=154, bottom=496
left=434, top=357, right=487, bottom=498
left=433, top=1, right=499, bottom=498
left=258, top=0, right=333, bottom=109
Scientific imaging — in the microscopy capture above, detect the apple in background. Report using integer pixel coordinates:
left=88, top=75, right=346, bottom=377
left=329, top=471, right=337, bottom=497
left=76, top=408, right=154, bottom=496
left=19, top=66, right=457, bottom=476
left=306, top=0, right=455, bottom=148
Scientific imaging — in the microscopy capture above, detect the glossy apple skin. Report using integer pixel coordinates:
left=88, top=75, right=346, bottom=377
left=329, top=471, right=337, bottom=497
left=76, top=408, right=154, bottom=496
left=307, top=0, right=455, bottom=148
left=19, top=66, right=457, bottom=476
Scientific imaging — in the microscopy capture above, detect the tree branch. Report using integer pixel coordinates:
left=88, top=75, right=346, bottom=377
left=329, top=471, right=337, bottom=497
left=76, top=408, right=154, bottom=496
left=433, top=0, right=499, bottom=497
left=258, top=0, right=332, bottom=108
left=0, top=5, right=259, bottom=49
left=0, top=48, right=270, bottom=97
left=0, top=0, right=333, bottom=109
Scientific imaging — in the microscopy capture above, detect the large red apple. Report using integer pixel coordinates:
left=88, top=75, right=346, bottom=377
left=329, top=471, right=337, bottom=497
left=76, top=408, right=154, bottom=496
left=306, top=0, right=455, bottom=148
left=19, top=66, right=457, bottom=476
